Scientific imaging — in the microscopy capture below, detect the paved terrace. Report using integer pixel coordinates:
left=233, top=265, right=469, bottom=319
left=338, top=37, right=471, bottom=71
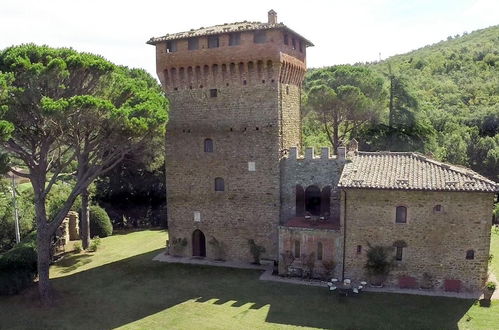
left=153, top=252, right=497, bottom=300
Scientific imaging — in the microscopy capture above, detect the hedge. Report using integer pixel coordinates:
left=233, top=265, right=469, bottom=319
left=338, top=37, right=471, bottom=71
left=89, top=205, right=113, bottom=238
left=0, top=232, right=37, bottom=295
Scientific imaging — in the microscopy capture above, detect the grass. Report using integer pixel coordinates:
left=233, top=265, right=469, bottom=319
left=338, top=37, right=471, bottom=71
left=0, top=229, right=497, bottom=329
left=490, top=226, right=499, bottom=278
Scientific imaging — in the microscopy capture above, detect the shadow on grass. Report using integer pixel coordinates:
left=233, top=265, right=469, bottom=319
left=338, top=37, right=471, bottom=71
left=0, top=249, right=477, bottom=330
left=110, top=228, right=167, bottom=236
left=54, top=253, right=94, bottom=274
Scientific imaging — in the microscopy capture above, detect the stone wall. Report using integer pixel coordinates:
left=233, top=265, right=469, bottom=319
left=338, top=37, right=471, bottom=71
left=278, top=225, right=343, bottom=279
left=166, top=84, right=281, bottom=262
left=280, top=147, right=347, bottom=224
left=343, top=189, right=494, bottom=292
left=159, top=24, right=308, bottom=263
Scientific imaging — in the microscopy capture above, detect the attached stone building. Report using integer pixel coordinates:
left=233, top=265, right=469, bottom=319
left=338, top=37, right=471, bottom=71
left=148, top=11, right=498, bottom=292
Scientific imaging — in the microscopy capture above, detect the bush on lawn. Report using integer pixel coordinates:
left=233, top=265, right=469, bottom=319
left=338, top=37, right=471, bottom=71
left=90, top=205, right=113, bottom=238
left=0, top=232, right=37, bottom=295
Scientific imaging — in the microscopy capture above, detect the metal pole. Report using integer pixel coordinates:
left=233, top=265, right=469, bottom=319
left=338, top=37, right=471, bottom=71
left=11, top=175, right=20, bottom=244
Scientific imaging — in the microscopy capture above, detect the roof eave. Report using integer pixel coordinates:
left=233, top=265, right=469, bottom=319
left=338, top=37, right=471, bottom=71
left=146, top=24, right=313, bottom=47
left=337, top=185, right=498, bottom=194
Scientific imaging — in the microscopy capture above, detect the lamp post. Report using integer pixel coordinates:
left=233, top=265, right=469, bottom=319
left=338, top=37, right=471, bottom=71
left=11, top=174, right=20, bottom=244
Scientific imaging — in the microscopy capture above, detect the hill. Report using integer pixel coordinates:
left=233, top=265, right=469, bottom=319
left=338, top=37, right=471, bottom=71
left=303, top=25, right=499, bottom=181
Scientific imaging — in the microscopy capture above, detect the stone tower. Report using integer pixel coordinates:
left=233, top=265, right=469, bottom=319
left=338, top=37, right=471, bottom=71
left=148, top=11, right=313, bottom=262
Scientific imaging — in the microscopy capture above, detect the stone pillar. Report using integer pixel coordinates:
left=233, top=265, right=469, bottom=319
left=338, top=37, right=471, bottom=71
left=68, top=211, right=80, bottom=241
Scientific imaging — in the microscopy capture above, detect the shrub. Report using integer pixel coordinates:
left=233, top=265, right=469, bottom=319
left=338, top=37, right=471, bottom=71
left=87, top=237, right=101, bottom=252
left=73, top=241, right=82, bottom=253
left=169, top=237, right=187, bottom=256
left=486, top=281, right=496, bottom=291
left=364, top=244, right=394, bottom=285
left=322, top=260, right=336, bottom=279
left=89, top=205, right=113, bottom=238
left=301, top=252, right=316, bottom=279
left=0, top=234, right=37, bottom=295
left=248, top=239, right=265, bottom=265
left=280, top=250, right=295, bottom=275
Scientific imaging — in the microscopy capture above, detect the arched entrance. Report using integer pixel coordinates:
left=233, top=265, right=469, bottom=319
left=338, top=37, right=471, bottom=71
left=305, top=185, right=321, bottom=216
left=192, top=229, right=206, bottom=257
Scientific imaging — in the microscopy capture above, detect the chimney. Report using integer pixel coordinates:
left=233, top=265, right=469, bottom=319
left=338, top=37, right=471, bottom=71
left=347, top=138, right=359, bottom=153
left=268, top=9, right=277, bottom=24
left=337, top=145, right=346, bottom=160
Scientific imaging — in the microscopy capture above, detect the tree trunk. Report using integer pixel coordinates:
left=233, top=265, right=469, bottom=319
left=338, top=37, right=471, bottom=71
left=81, top=188, right=91, bottom=250
left=36, top=228, right=53, bottom=306
left=332, top=117, right=339, bottom=154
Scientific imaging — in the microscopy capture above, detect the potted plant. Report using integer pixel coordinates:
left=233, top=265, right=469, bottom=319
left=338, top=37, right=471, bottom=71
left=279, top=250, right=295, bottom=276
left=322, top=260, right=336, bottom=280
left=169, top=237, right=187, bottom=257
left=364, top=244, right=394, bottom=287
left=483, top=281, right=496, bottom=300
left=420, top=272, right=434, bottom=290
left=248, top=239, right=265, bottom=265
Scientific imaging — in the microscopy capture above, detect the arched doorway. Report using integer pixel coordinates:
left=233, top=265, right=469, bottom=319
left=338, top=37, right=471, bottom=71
left=192, top=229, right=206, bottom=257
left=305, top=185, right=321, bottom=216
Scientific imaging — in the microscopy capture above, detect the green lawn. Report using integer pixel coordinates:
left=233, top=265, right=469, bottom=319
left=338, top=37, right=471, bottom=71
left=491, top=227, right=499, bottom=278
left=0, top=229, right=498, bottom=330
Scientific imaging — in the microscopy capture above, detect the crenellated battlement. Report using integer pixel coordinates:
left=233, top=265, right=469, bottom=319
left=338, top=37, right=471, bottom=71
left=159, top=58, right=305, bottom=91
left=284, top=146, right=349, bottom=161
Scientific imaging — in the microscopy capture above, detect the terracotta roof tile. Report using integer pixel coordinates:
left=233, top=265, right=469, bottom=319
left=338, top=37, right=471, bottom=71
left=147, top=21, right=313, bottom=46
left=338, top=152, right=498, bottom=193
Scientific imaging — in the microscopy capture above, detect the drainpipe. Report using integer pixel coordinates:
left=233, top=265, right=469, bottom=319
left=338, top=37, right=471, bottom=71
left=341, top=190, right=347, bottom=281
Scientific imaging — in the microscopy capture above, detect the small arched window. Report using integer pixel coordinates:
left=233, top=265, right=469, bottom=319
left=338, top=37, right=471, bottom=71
left=294, top=240, right=300, bottom=258
left=317, top=242, right=323, bottom=261
left=396, top=206, right=407, bottom=223
left=433, top=204, right=443, bottom=213
left=466, top=249, right=475, bottom=260
left=204, top=138, right=213, bottom=152
left=214, top=177, right=224, bottom=191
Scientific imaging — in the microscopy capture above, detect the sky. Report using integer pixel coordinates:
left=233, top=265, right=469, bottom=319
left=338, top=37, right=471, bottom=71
left=1, top=0, right=498, bottom=78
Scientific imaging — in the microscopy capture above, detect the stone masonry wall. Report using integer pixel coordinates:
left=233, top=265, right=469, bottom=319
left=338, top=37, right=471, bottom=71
left=343, top=189, right=494, bottom=292
left=157, top=24, right=308, bottom=263
left=278, top=226, right=343, bottom=279
left=280, top=147, right=347, bottom=224
left=166, top=84, right=281, bottom=262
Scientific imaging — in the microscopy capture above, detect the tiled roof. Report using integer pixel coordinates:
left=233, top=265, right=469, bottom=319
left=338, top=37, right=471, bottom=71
left=147, top=21, right=314, bottom=46
left=338, top=152, right=498, bottom=193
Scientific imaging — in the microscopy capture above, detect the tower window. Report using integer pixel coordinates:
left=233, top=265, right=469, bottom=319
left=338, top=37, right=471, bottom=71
left=299, top=40, right=303, bottom=52
left=208, top=35, right=219, bottom=48
left=283, top=33, right=289, bottom=45
left=229, top=33, right=241, bottom=46
left=254, top=31, right=267, bottom=44
left=395, top=246, right=403, bottom=261
left=214, top=177, right=224, bottom=191
left=204, top=138, right=213, bottom=152
left=356, top=245, right=362, bottom=254
left=294, top=240, right=300, bottom=258
left=188, top=38, right=199, bottom=50
left=291, top=38, right=296, bottom=50
left=166, top=40, right=177, bottom=53
left=433, top=204, right=443, bottom=213
left=210, top=89, right=218, bottom=97
left=317, top=242, right=323, bottom=261
left=395, top=206, right=407, bottom=223
left=466, top=250, right=474, bottom=260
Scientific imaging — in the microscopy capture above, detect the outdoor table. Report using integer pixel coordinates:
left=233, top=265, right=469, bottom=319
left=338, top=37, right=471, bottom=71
left=337, top=283, right=353, bottom=296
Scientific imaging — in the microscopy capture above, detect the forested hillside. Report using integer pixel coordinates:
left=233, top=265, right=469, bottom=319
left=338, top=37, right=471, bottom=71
left=303, top=25, right=499, bottom=181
